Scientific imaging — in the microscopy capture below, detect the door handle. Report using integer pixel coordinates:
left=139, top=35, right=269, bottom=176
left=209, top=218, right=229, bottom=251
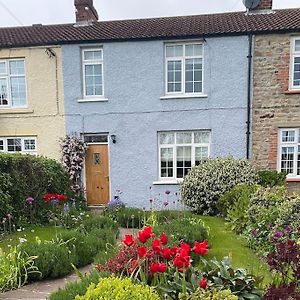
left=105, top=176, right=109, bottom=181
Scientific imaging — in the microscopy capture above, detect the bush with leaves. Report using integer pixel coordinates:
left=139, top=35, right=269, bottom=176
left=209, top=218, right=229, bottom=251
left=75, top=276, right=160, bottom=300
left=181, top=157, right=258, bottom=215
left=180, top=289, right=238, bottom=300
left=258, top=170, right=287, bottom=187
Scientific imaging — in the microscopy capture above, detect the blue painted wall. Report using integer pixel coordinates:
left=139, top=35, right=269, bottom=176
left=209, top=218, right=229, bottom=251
left=62, top=36, right=249, bottom=208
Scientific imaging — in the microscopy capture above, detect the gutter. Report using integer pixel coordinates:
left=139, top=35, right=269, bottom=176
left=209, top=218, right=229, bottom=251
left=246, top=33, right=253, bottom=160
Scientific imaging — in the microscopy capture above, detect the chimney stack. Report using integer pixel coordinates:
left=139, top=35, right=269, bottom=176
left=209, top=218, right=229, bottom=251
left=74, top=0, right=99, bottom=23
left=250, top=0, right=272, bottom=11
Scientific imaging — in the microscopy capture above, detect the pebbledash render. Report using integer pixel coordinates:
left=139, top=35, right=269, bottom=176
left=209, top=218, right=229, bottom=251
left=62, top=37, right=249, bottom=208
left=252, top=33, right=300, bottom=192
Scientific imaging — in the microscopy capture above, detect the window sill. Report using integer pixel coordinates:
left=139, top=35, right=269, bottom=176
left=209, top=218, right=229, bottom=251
left=153, top=180, right=183, bottom=185
left=0, top=108, right=34, bottom=114
left=160, top=94, right=208, bottom=100
left=78, top=98, right=108, bottom=103
left=285, top=90, right=300, bottom=95
left=286, top=178, right=300, bottom=182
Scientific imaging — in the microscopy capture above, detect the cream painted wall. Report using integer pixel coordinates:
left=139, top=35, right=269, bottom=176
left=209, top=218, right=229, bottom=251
left=0, top=46, right=65, bottom=160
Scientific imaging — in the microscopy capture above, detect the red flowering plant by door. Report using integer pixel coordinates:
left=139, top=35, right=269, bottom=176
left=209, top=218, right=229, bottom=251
left=119, top=226, right=209, bottom=298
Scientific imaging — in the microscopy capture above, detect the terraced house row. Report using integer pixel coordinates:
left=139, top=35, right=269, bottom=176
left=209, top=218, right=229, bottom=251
left=1, top=0, right=300, bottom=207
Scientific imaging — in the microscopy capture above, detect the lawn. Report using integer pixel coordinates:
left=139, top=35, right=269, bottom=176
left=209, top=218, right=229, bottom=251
left=200, top=216, right=271, bottom=286
left=0, top=226, right=66, bottom=252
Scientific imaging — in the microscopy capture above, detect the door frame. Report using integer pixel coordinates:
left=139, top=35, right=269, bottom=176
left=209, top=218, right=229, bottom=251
left=82, top=133, right=111, bottom=206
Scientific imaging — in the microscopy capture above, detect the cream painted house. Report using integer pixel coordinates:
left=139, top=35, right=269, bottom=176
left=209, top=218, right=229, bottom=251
left=0, top=46, right=65, bottom=160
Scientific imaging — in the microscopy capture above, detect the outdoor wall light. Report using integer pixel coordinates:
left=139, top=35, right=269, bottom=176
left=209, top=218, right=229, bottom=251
left=111, top=134, right=117, bottom=144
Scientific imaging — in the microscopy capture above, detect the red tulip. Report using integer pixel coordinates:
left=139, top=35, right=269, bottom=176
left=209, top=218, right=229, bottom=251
left=179, top=243, right=191, bottom=255
left=158, top=262, right=167, bottom=273
left=160, top=233, right=168, bottom=245
left=199, top=278, right=208, bottom=289
left=173, top=254, right=191, bottom=269
left=192, top=240, right=208, bottom=255
left=161, top=248, right=172, bottom=260
left=152, top=239, right=161, bottom=253
left=137, top=246, right=147, bottom=258
left=137, top=226, right=155, bottom=243
left=137, top=231, right=148, bottom=243
left=170, top=246, right=178, bottom=256
left=122, top=234, right=135, bottom=247
left=149, top=262, right=160, bottom=273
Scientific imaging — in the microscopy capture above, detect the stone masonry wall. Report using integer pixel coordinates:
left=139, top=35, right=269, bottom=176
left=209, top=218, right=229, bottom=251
left=252, top=33, right=300, bottom=192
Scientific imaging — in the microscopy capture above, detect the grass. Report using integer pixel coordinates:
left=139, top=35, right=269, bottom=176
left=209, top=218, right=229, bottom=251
left=200, top=216, right=272, bottom=286
left=0, top=226, right=66, bottom=252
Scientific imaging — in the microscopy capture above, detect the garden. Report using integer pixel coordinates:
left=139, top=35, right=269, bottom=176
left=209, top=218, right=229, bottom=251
left=0, top=138, right=299, bottom=299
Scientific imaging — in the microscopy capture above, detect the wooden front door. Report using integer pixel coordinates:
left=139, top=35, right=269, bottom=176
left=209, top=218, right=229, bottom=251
left=85, top=144, right=110, bottom=205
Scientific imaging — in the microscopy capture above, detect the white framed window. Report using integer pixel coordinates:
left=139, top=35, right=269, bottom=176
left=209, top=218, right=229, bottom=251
left=82, top=48, right=104, bottom=98
left=0, top=59, right=27, bottom=108
left=158, top=131, right=210, bottom=180
left=278, top=128, right=300, bottom=178
left=0, top=137, right=37, bottom=155
left=165, top=43, right=203, bottom=96
left=290, top=38, right=300, bottom=90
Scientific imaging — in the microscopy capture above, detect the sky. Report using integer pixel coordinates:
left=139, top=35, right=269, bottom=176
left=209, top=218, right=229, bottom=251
left=0, top=0, right=299, bottom=27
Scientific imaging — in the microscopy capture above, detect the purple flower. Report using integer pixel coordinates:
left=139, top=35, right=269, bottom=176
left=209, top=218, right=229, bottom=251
left=250, top=229, right=257, bottom=236
left=284, top=226, right=292, bottom=234
left=63, top=203, right=70, bottom=214
left=51, top=198, right=59, bottom=206
left=165, top=190, right=171, bottom=195
left=26, top=197, right=35, bottom=205
left=108, top=196, right=124, bottom=210
left=163, top=201, right=169, bottom=207
left=273, top=231, right=283, bottom=239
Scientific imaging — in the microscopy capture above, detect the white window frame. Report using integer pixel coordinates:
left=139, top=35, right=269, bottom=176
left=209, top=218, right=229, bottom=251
left=290, top=37, right=300, bottom=91
left=278, top=128, right=300, bottom=178
left=0, top=137, right=37, bottom=155
left=0, top=58, right=27, bottom=108
left=82, top=48, right=104, bottom=99
left=165, top=42, right=204, bottom=97
left=158, top=131, right=210, bottom=182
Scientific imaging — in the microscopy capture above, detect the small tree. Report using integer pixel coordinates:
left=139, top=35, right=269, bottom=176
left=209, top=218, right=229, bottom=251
left=181, top=157, right=258, bottom=215
left=60, top=135, right=87, bottom=198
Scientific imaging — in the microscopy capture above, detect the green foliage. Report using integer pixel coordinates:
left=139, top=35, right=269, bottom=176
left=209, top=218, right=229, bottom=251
left=180, top=289, right=238, bottom=300
left=75, top=276, right=160, bottom=300
left=49, top=270, right=107, bottom=300
left=201, top=257, right=263, bottom=300
left=0, top=173, right=13, bottom=220
left=80, top=215, right=119, bottom=234
left=218, top=185, right=257, bottom=234
left=0, top=246, right=38, bottom=292
left=257, top=170, right=287, bottom=187
left=181, top=157, right=258, bottom=215
left=20, top=242, right=72, bottom=280
left=154, top=217, right=209, bottom=245
left=0, top=153, right=71, bottom=224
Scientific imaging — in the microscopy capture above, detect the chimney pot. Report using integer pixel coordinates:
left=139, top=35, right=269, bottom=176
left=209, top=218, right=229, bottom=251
left=250, top=0, right=273, bottom=11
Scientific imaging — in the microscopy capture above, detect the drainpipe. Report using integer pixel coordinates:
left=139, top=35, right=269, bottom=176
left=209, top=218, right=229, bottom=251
left=246, top=33, right=253, bottom=160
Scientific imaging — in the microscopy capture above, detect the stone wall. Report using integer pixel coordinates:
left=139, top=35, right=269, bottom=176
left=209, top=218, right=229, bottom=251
left=252, top=33, right=300, bottom=192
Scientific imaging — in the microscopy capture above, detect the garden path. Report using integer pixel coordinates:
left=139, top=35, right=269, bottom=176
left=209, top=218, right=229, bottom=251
left=0, top=228, right=136, bottom=300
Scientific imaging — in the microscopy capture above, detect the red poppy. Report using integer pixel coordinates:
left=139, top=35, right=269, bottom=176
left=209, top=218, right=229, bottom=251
left=158, top=263, right=167, bottom=273
left=149, top=262, right=160, bottom=273
left=160, top=233, right=168, bottom=245
left=152, top=239, right=161, bottom=253
left=192, top=240, right=208, bottom=255
left=199, top=278, right=208, bottom=289
left=137, top=246, right=147, bottom=258
left=161, top=248, right=172, bottom=260
left=122, top=234, right=135, bottom=247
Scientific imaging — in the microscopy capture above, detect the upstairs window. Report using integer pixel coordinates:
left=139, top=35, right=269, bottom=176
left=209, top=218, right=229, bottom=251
left=279, top=128, right=300, bottom=178
left=0, top=59, right=27, bottom=108
left=159, top=131, right=210, bottom=180
left=165, top=43, right=203, bottom=95
left=82, top=49, right=104, bottom=98
left=291, top=38, right=300, bottom=90
left=0, top=137, right=37, bottom=155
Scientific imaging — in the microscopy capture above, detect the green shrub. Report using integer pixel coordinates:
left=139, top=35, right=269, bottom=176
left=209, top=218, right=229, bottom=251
left=258, top=170, right=287, bottom=187
left=75, top=276, right=160, bottom=300
left=0, top=173, right=13, bottom=221
left=181, top=157, right=258, bottom=215
left=81, top=215, right=118, bottom=234
left=0, top=153, right=72, bottom=225
left=0, top=246, right=38, bottom=292
left=154, top=217, right=209, bottom=245
left=49, top=270, right=108, bottom=300
left=180, top=289, right=238, bottom=300
left=218, top=185, right=257, bottom=234
left=20, top=242, right=72, bottom=280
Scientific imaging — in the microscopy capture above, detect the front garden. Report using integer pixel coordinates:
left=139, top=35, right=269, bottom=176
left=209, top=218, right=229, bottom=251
left=0, top=149, right=299, bottom=299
